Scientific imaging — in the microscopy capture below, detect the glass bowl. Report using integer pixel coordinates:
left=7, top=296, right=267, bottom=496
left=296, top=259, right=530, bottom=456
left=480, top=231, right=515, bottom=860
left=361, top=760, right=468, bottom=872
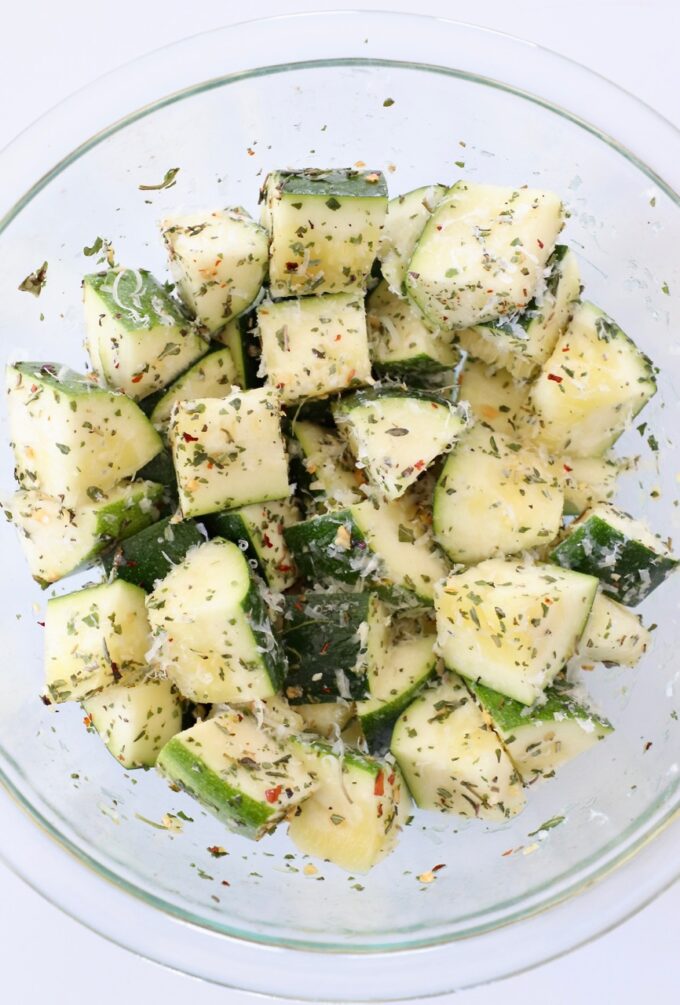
left=1, top=11, right=679, bottom=1001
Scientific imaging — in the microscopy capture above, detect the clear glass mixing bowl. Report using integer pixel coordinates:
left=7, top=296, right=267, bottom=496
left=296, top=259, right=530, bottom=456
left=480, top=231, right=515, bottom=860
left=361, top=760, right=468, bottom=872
left=0, top=12, right=678, bottom=1001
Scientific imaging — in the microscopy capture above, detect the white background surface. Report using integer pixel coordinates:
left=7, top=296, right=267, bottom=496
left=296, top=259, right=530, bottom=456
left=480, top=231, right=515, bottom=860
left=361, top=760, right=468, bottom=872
left=1, top=1, right=678, bottom=1002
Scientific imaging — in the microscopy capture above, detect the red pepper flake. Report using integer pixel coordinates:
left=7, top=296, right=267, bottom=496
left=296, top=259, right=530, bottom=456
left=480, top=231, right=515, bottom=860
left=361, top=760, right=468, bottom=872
left=347, top=368, right=356, bottom=382
left=387, top=772, right=395, bottom=785
left=221, top=880, right=231, bottom=887
left=547, top=373, right=563, bottom=383
left=83, top=715, right=93, bottom=729
left=537, top=238, right=544, bottom=249
left=30, top=384, right=38, bottom=393
left=285, top=262, right=299, bottom=273
left=436, top=225, right=443, bottom=231
left=377, top=802, right=383, bottom=818
left=501, top=848, right=514, bottom=857
left=644, top=741, right=653, bottom=752
left=562, top=344, right=570, bottom=352
left=247, top=147, right=255, bottom=156
left=374, top=771, right=385, bottom=797
left=563, top=463, right=573, bottom=473
left=37, top=620, right=45, bottom=627
left=206, top=461, right=214, bottom=470
left=432, top=863, right=447, bottom=873
left=319, top=641, right=330, bottom=655
left=182, top=432, right=199, bottom=442
left=262, top=533, right=274, bottom=549
left=131, top=373, right=144, bottom=384
left=277, top=563, right=293, bottom=573
left=334, top=334, right=342, bottom=341
left=414, top=459, right=425, bottom=471
left=265, top=785, right=282, bottom=804
left=208, top=845, right=228, bottom=858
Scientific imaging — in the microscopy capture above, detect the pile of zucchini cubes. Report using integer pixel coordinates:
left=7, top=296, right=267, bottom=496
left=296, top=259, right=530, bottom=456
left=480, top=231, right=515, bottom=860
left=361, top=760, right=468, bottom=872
left=6, top=169, right=677, bottom=873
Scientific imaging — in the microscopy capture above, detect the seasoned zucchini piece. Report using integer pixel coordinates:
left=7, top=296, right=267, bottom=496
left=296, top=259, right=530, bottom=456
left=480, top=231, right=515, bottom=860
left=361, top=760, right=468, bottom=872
left=149, top=347, right=238, bottom=431
left=258, top=293, right=372, bottom=404
left=223, top=695, right=305, bottom=738
left=7, top=362, right=162, bottom=505
left=261, top=168, right=387, bottom=297
left=205, top=498, right=299, bottom=591
left=288, top=419, right=364, bottom=513
left=213, top=311, right=261, bottom=388
left=391, top=674, right=525, bottom=820
left=432, top=424, right=563, bottom=563
left=559, top=455, right=623, bottom=516
left=102, top=515, right=205, bottom=591
left=45, top=580, right=150, bottom=703
left=529, top=302, right=656, bottom=457
left=157, top=711, right=318, bottom=840
left=333, top=387, right=468, bottom=501
left=83, top=269, right=208, bottom=400
left=169, top=387, right=290, bottom=518
left=367, top=281, right=459, bottom=378
left=146, top=539, right=286, bottom=703
left=435, top=558, right=598, bottom=705
left=379, top=184, right=447, bottom=294
left=288, top=740, right=410, bottom=872
left=405, top=182, right=564, bottom=330
left=468, top=677, right=612, bottom=783
left=457, top=358, right=530, bottom=437
left=160, top=209, right=268, bottom=331
left=550, top=503, right=677, bottom=606
left=574, top=592, right=650, bottom=667
left=83, top=671, right=182, bottom=769
left=7, top=480, right=163, bottom=587
left=296, top=701, right=355, bottom=738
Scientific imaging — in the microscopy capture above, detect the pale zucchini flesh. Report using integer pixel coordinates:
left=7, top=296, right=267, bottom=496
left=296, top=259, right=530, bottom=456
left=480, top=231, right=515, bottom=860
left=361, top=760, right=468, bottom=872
left=150, top=347, right=238, bottom=431
left=379, top=184, right=447, bottom=294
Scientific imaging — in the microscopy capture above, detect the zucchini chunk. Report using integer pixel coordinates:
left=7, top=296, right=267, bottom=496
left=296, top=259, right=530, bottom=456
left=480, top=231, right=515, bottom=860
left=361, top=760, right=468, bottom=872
left=457, top=358, right=530, bottom=437
left=261, top=168, right=388, bottom=298
left=549, top=503, right=677, bottom=606
left=296, top=701, right=355, bottom=738
left=45, top=580, right=150, bottom=703
left=288, top=740, right=410, bottom=872
left=391, top=674, right=525, bottom=820
left=455, top=246, right=581, bottom=379
left=366, top=281, right=459, bottom=378
left=7, top=480, right=163, bottom=587
left=284, top=497, right=450, bottom=604
left=468, top=677, right=612, bottom=784
left=435, top=558, right=598, bottom=705
left=573, top=592, right=650, bottom=667
left=102, top=515, right=205, bottom=591
left=529, top=302, right=657, bottom=457
left=257, top=293, right=372, bottom=404
left=150, top=347, right=238, bottom=431
left=169, top=387, right=290, bottom=519
left=432, top=424, right=563, bottom=563
left=205, top=498, right=300, bottom=591
left=379, top=184, right=448, bottom=294
left=156, top=710, right=319, bottom=840
left=333, top=387, right=468, bottom=501
left=160, top=209, right=268, bottom=332
left=83, top=671, right=183, bottom=769
left=83, top=269, right=208, bottom=400
left=7, top=362, right=162, bottom=505
left=214, top=312, right=261, bottom=388
left=405, top=182, right=564, bottom=330
left=220, top=695, right=305, bottom=738
left=559, top=455, right=623, bottom=516
left=146, top=538, right=286, bottom=703
left=288, top=419, right=365, bottom=513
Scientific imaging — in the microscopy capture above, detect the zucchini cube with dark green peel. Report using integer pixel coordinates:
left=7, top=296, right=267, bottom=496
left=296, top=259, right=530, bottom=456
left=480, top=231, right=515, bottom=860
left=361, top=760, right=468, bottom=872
left=146, top=538, right=286, bottom=703
left=102, top=515, right=206, bottom=592
left=160, top=209, right=269, bottom=333
left=213, top=310, right=262, bottom=389
left=467, top=677, right=612, bottom=784
left=169, top=387, right=290, bottom=519
left=295, top=701, right=355, bottom=738
left=83, top=269, right=208, bottom=400
left=205, top=498, right=300, bottom=592
left=8, top=480, right=163, bottom=587
left=457, top=358, right=530, bottom=438
left=6, top=362, right=163, bottom=505
left=288, top=739, right=411, bottom=872
left=288, top=420, right=364, bottom=513
left=379, top=184, right=447, bottom=295
left=261, top=168, right=388, bottom=298
left=156, top=711, right=319, bottom=840
left=45, top=580, right=150, bottom=703
left=366, top=281, right=460, bottom=379
left=573, top=592, right=650, bottom=667
left=529, top=302, right=657, bottom=457
left=549, top=504, right=677, bottom=607
left=150, top=347, right=239, bottom=432
left=257, top=293, right=372, bottom=404
left=83, top=671, right=183, bottom=769
left=435, top=558, right=598, bottom=705
left=391, top=674, right=525, bottom=820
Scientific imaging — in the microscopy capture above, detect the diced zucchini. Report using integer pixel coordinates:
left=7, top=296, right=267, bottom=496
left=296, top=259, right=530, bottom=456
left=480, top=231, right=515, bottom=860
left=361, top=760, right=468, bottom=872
left=573, top=592, right=650, bottom=667
left=169, top=387, right=290, bottom=518
left=288, top=740, right=410, bottom=872
left=284, top=497, right=450, bottom=604
left=160, top=209, right=268, bottom=331
left=149, top=347, right=238, bottom=431
left=333, top=387, right=468, bottom=501
left=405, top=182, right=564, bottom=330
left=7, top=480, right=163, bottom=586
left=7, top=362, right=162, bottom=505
left=146, top=538, right=286, bottom=703
left=45, top=580, right=150, bottom=703
left=435, top=558, right=598, bottom=705
left=560, top=455, right=623, bottom=517
left=257, top=294, right=372, bottom=404
left=288, top=420, right=364, bottom=513
left=432, top=424, right=563, bottom=563
left=549, top=503, right=677, bottom=606
left=261, top=168, right=387, bottom=297
left=213, top=312, right=261, bottom=388
left=224, top=695, right=305, bottom=738
left=366, top=280, right=459, bottom=378
left=529, top=302, right=657, bottom=457
left=391, top=674, right=525, bottom=820
left=205, top=498, right=299, bottom=591
left=83, top=269, right=208, bottom=400
left=468, top=676, right=612, bottom=783
left=296, top=701, right=355, bottom=738
left=455, top=246, right=581, bottom=379
left=102, top=515, right=205, bottom=592
left=156, top=711, right=318, bottom=840
left=83, top=671, right=182, bottom=769
left=379, top=184, right=447, bottom=294
left=457, top=358, right=530, bottom=437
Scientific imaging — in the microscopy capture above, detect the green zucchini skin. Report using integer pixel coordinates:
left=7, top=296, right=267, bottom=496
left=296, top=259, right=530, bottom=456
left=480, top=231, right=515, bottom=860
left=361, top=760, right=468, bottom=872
left=468, top=677, right=611, bottom=735
left=102, top=516, right=205, bottom=591
left=550, top=513, right=677, bottom=607
left=284, top=510, right=367, bottom=588
left=137, top=447, right=178, bottom=501
left=216, top=314, right=262, bottom=389
left=274, top=169, right=389, bottom=200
